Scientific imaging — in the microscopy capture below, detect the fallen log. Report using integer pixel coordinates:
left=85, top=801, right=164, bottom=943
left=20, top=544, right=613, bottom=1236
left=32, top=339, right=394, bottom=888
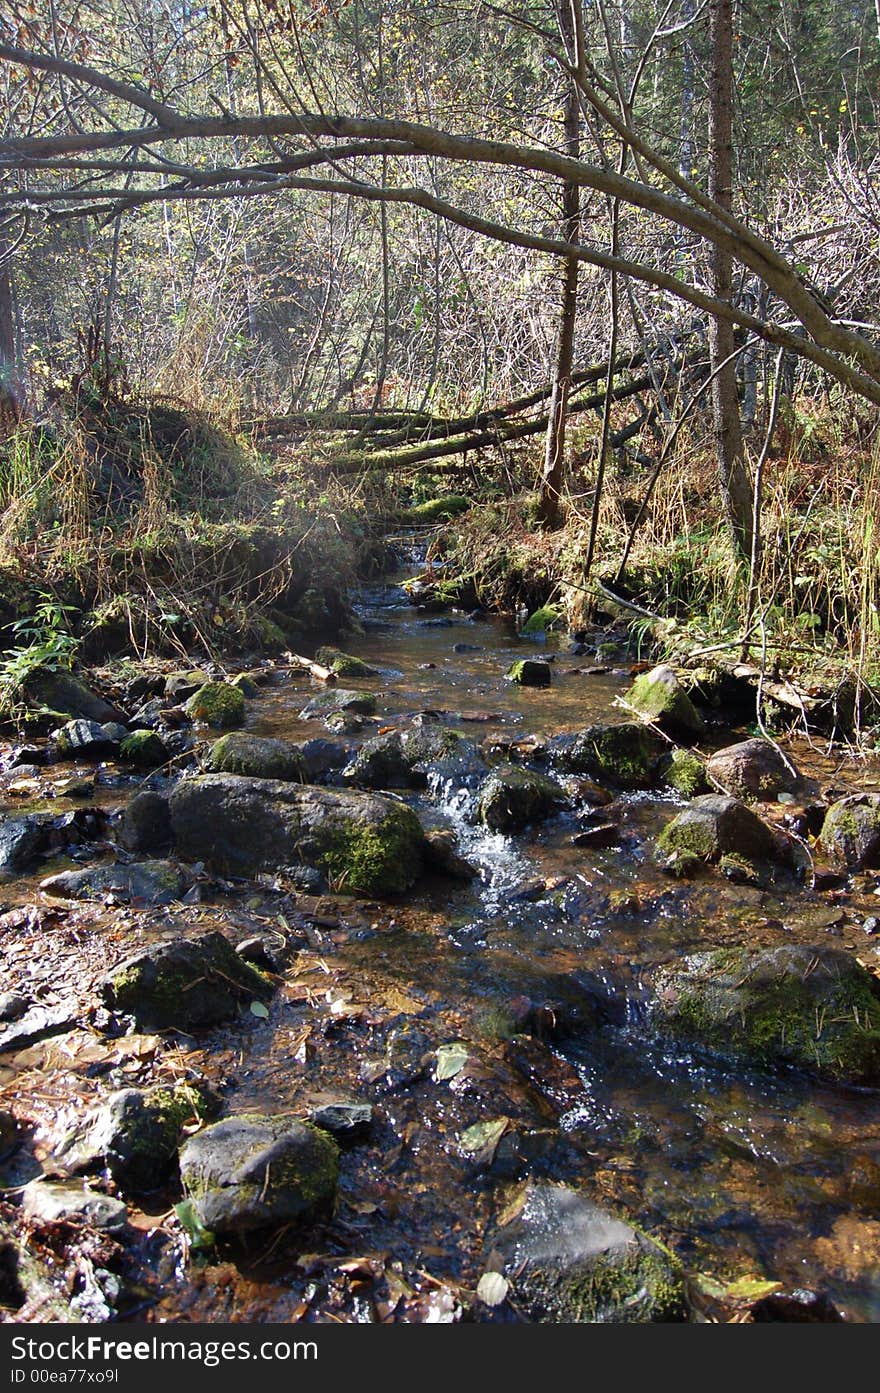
left=285, top=653, right=336, bottom=683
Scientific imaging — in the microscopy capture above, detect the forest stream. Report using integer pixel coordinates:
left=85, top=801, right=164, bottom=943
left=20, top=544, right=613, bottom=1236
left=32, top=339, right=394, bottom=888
left=3, top=542, right=880, bottom=1324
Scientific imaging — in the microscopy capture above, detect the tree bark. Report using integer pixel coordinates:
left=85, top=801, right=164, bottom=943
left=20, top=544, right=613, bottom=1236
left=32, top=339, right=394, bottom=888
left=537, top=1, right=580, bottom=529
left=0, top=239, right=22, bottom=438
left=708, top=0, right=751, bottom=558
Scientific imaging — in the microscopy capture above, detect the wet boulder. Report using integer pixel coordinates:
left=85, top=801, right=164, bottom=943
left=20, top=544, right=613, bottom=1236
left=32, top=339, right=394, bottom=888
left=341, top=725, right=485, bottom=792
left=20, top=668, right=125, bottom=725
left=423, top=829, right=477, bottom=880
left=54, top=1082, right=218, bottom=1193
left=296, top=738, right=352, bottom=782
left=40, top=860, right=187, bottom=907
left=21, top=1180, right=128, bottom=1234
left=0, top=815, right=51, bottom=877
left=315, top=646, right=377, bottom=678
left=505, top=659, right=552, bottom=688
left=52, top=719, right=120, bottom=759
left=477, top=764, right=569, bottom=833
left=520, top=605, right=563, bottom=637
left=102, top=930, right=273, bottom=1030
left=488, top=1180, right=685, bottom=1323
left=649, top=943, right=880, bottom=1083
left=204, top=732, right=306, bottom=782
left=169, top=774, right=424, bottom=895
left=548, top=722, right=663, bottom=790
left=118, top=729, right=168, bottom=768
left=623, top=664, right=705, bottom=738
left=819, top=794, right=880, bottom=871
left=118, top=790, right=173, bottom=854
left=655, top=794, right=788, bottom=876
left=299, top=688, right=378, bottom=720
left=706, top=738, right=802, bottom=802
left=178, top=1113, right=339, bottom=1234
left=184, top=681, right=245, bottom=729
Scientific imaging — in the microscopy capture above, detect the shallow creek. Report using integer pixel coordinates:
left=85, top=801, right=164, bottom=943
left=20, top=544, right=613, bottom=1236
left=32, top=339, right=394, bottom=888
left=4, top=562, right=880, bottom=1323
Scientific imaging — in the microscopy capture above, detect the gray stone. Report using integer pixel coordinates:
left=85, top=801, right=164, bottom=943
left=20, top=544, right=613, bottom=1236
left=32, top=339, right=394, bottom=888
left=506, top=659, right=552, bottom=688
left=52, top=719, right=120, bottom=759
left=118, top=791, right=173, bottom=855
left=0, top=817, right=50, bottom=877
left=548, top=722, right=664, bottom=790
left=707, top=738, right=802, bottom=801
left=40, top=860, right=186, bottom=906
left=204, top=733, right=306, bottom=781
left=299, top=688, right=377, bottom=720
left=0, top=1004, right=77, bottom=1055
left=22, top=1180, right=128, bottom=1233
left=179, top=1113, right=339, bottom=1234
left=169, top=774, right=424, bottom=896
left=21, top=669, right=125, bottom=725
left=819, top=794, right=880, bottom=871
left=623, top=664, right=705, bottom=737
left=308, top=1101, right=372, bottom=1143
left=102, top=931, right=273, bottom=1030
left=655, top=794, right=787, bottom=870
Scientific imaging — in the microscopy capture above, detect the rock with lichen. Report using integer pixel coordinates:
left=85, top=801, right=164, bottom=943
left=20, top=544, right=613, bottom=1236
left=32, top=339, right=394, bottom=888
left=178, top=1113, right=339, bottom=1234
left=102, top=930, right=273, bottom=1029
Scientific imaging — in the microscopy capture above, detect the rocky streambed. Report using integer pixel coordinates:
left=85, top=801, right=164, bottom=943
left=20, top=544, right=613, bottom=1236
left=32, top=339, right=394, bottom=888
left=2, top=571, right=880, bottom=1324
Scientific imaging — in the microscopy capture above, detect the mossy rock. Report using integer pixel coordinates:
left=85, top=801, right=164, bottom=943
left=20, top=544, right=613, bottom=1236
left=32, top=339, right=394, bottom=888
left=229, top=673, right=261, bottom=698
left=169, top=775, right=424, bottom=896
left=165, top=669, right=210, bottom=702
left=40, top=859, right=185, bottom=906
left=185, top=681, right=245, bottom=729
left=819, top=794, right=880, bottom=871
left=623, top=664, right=705, bottom=738
left=655, top=794, right=786, bottom=870
left=54, top=1082, right=219, bottom=1193
left=477, top=763, right=569, bottom=833
left=19, top=668, right=124, bottom=725
left=315, top=646, right=377, bottom=679
left=506, top=659, right=552, bottom=688
left=103, top=930, right=273, bottom=1030
left=398, top=495, right=470, bottom=525
left=205, top=732, right=306, bottom=781
left=650, top=944, right=880, bottom=1083
left=119, top=728, right=168, bottom=768
left=178, top=1113, right=339, bottom=1234
left=549, top=722, right=663, bottom=790
left=255, top=615, right=288, bottom=652
left=490, top=1180, right=685, bottom=1323
left=299, top=687, right=377, bottom=719
left=520, top=605, right=563, bottom=636
left=341, top=725, right=484, bottom=791
left=664, top=748, right=709, bottom=798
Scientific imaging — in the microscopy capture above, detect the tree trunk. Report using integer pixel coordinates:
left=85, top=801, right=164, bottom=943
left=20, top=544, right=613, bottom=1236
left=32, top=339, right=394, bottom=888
left=708, top=0, right=751, bottom=558
left=0, top=240, right=22, bottom=438
left=537, top=2, right=580, bottom=529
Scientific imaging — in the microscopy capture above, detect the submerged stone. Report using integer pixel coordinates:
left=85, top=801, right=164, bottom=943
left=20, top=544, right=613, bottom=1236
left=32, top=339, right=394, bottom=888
left=40, top=860, right=186, bottom=906
left=103, top=930, right=273, bottom=1030
left=178, top=1113, right=339, bottom=1234
left=169, top=774, right=424, bottom=895
left=299, top=688, right=377, bottom=720
left=477, top=764, right=569, bottom=833
left=22, top=1180, right=128, bottom=1234
left=184, top=681, right=245, bottom=729
left=490, top=1180, right=685, bottom=1322
left=341, top=725, right=484, bottom=791
left=650, top=943, right=880, bottom=1083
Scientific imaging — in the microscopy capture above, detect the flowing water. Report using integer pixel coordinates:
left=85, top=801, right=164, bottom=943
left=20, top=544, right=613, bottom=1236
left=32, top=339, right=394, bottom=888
left=5, top=550, right=880, bottom=1322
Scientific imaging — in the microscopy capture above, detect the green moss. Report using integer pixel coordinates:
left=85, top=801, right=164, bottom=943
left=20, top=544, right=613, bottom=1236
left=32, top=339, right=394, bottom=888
left=229, top=673, right=260, bottom=698
left=657, top=815, right=719, bottom=861
left=666, top=749, right=708, bottom=799
left=520, top=605, right=563, bottom=636
left=206, top=732, right=305, bottom=781
left=315, top=646, right=376, bottom=678
left=399, top=495, right=469, bottom=524
left=119, top=728, right=167, bottom=767
left=255, top=615, right=287, bottom=651
left=564, top=724, right=657, bottom=789
left=523, top=1241, right=684, bottom=1323
left=185, top=681, right=245, bottom=729
left=319, top=804, right=423, bottom=895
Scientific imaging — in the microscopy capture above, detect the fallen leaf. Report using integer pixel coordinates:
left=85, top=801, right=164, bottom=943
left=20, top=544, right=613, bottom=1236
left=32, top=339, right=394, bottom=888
left=476, top=1271, right=509, bottom=1306
left=434, top=1042, right=469, bottom=1082
left=249, top=1001, right=270, bottom=1019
